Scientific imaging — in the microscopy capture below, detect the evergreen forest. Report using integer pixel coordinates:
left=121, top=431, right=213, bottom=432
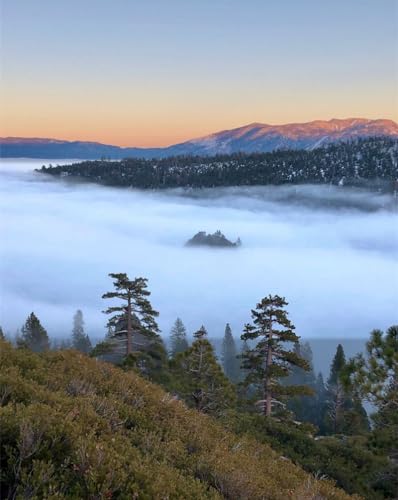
left=1, top=273, right=397, bottom=499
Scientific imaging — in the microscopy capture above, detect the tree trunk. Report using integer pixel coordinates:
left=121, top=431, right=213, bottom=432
left=127, top=294, right=132, bottom=355
left=264, top=318, right=273, bottom=416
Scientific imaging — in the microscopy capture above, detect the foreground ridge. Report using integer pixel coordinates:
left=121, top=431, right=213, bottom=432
left=0, top=340, right=355, bottom=499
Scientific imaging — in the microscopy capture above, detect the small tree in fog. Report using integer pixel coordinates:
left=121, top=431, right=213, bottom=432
left=241, top=295, right=311, bottom=417
left=323, top=344, right=369, bottom=434
left=169, top=318, right=189, bottom=357
left=102, top=273, right=159, bottom=355
left=221, top=323, right=240, bottom=382
left=0, top=326, right=4, bottom=340
left=18, top=312, right=50, bottom=353
left=71, top=309, right=92, bottom=354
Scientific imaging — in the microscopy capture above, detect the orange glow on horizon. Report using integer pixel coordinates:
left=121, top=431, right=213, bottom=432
left=2, top=83, right=397, bottom=147
left=2, top=0, right=397, bottom=148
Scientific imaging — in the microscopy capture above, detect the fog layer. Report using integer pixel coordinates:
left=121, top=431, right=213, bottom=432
left=1, top=159, right=397, bottom=343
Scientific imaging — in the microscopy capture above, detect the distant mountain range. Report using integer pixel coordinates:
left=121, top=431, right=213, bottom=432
left=1, top=118, right=397, bottom=159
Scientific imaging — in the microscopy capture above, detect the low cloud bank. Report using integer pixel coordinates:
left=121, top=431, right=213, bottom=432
left=1, top=159, right=397, bottom=345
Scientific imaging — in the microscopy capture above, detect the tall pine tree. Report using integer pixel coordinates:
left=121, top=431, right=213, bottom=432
left=102, top=273, right=159, bottom=356
left=221, top=323, right=240, bottom=382
left=324, top=344, right=348, bottom=434
left=18, top=312, right=50, bottom=353
left=241, top=295, right=311, bottom=417
left=71, top=309, right=92, bottom=354
left=169, top=318, right=189, bottom=357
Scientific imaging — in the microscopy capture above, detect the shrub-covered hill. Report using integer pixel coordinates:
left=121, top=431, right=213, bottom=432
left=0, top=341, right=356, bottom=500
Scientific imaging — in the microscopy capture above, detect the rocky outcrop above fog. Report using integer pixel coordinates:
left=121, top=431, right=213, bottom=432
left=186, top=231, right=242, bottom=248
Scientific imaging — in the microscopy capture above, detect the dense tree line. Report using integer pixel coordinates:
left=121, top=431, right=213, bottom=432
left=1, top=272, right=397, bottom=498
left=39, top=137, right=398, bottom=192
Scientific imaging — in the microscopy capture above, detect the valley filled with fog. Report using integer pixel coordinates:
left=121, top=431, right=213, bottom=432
left=1, top=159, right=397, bottom=363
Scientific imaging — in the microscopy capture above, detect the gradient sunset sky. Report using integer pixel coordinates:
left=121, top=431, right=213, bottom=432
left=1, top=0, right=397, bottom=147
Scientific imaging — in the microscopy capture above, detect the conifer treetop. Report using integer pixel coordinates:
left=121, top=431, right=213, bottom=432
left=193, top=325, right=208, bottom=340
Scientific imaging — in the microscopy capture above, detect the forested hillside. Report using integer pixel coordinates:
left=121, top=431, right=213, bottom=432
left=39, top=138, right=398, bottom=191
left=0, top=340, right=356, bottom=500
left=1, top=274, right=397, bottom=498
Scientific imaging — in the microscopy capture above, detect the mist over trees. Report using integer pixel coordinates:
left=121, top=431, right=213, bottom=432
left=221, top=323, right=240, bottom=382
left=285, top=342, right=320, bottom=425
left=3, top=273, right=397, bottom=499
left=17, top=312, right=50, bottom=352
left=169, top=317, right=189, bottom=357
left=71, top=309, right=92, bottom=353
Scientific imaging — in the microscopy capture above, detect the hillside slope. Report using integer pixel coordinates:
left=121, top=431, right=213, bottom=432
left=0, top=340, right=356, bottom=499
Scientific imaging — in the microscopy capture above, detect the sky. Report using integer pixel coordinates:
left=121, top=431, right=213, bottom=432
left=1, top=0, right=397, bottom=146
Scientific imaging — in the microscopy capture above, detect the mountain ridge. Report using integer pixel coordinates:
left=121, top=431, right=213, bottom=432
left=1, top=117, right=397, bottom=159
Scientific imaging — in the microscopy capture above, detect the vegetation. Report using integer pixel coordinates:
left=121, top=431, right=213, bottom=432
left=2, top=279, right=397, bottom=498
left=17, top=312, right=50, bottom=353
left=169, top=317, right=189, bottom=358
left=102, top=273, right=159, bottom=355
left=39, top=137, right=398, bottom=192
left=241, top=295, right=311, bottom=416
left=323, top=345, right=368, bottom=435
left=0, top=339, right=354, bottom=499
left=186, top=231, right=241, bottom=248
left=221, top=323, right=240, bottom=383
left=71, top=309, right=92, bottom=354
left=344, top=326, right=398, bottom=495
left=170, top=326, right=235, bottom=416
left=284, top=342, right=321, bottom=427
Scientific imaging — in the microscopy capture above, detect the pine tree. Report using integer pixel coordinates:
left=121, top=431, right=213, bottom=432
left=0, top=326, right=4, bottom=340
left=241, top=295, right=311, bottom=417
left=102, top=273, right=159, bottom=356
left=172, top=325, right=235, bottom=415
left=169, top=318, right=189, bottom=357
left=18, top=312, right=50, bottom=353
left=324, top=344, right=348, bottom=434
left=345, top=326, right=397, bottom=444
left=71, top=310, right=92, bottom=354
left=221, top=323, right=240, bottom=382
left=324, top=344, right=368, bottom=435
left=345, top=327, right=398, bottom=407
